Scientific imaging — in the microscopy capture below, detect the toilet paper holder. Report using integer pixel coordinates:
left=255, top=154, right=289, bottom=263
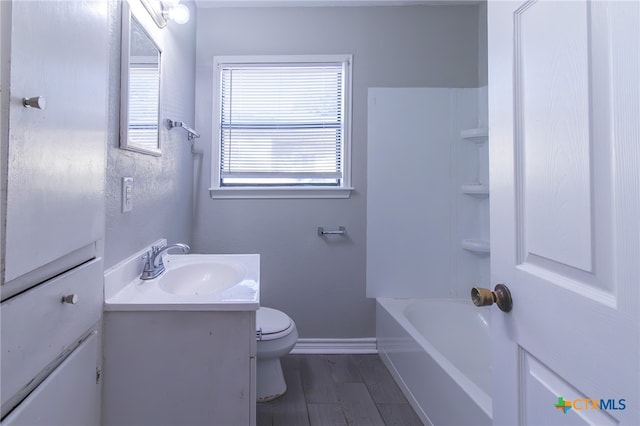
left=317, top=226, right=346, bottom=237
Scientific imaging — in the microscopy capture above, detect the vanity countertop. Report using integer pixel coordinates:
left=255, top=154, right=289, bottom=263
left=104, top=241, right=259, bottom=312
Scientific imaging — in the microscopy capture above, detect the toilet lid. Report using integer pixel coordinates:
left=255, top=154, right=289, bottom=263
left=257, top=307, right=292, bottom=335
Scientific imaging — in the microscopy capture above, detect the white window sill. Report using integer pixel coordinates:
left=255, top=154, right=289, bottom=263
left=209, top=186, right=354, bottom=199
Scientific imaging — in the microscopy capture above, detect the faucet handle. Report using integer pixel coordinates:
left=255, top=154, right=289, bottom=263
left=142, top=247, right=157, bottom=260
left=141, top=251, right=153, bottom=270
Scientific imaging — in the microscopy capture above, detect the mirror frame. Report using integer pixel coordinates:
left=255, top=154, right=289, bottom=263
left=120, top=0, right=163, bottom=156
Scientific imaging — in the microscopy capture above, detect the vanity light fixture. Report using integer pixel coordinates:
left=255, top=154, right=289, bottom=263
left=163, top=1, right=190, bottom=24
left=140, top=0, right=190, bottom=28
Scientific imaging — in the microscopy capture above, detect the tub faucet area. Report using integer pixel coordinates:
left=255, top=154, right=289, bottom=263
left=141, top=243, right=191, bottom=280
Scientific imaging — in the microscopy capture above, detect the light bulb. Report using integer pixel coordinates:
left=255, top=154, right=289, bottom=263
left=167, top=3, right=190, bottom=24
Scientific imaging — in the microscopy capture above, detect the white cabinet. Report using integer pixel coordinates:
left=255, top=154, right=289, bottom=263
left=2, top=332, right=101, bottom=426
left=1, top=0, right=108, bottom=299
left=103, top=310, right=257, bottom=426
left=0, top=0, right=108, bottom=422
left=1, top=259, right=103, bottom=412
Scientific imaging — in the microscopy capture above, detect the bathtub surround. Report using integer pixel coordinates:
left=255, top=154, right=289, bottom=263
left=193, top=4, right=483, bottom=340
left=367, top=87, right=489, bottom=299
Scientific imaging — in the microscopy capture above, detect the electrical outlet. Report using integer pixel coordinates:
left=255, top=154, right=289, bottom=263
left=122, top=177, right=133, bottom=213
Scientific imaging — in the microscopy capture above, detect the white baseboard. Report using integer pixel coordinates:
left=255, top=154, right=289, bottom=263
left=291, top=338, right=377, bottom=354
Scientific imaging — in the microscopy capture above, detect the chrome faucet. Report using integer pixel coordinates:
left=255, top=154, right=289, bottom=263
left=141, top=243, right=190, bottom=280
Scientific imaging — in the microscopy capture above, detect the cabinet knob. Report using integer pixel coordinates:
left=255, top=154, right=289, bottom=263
left=22, top=96, right=46, bottom=110
left=61, top=294, right=79, bottom=304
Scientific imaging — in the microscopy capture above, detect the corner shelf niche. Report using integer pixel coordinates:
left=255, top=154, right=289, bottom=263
left=460, top=128, right=488, bottom=144
left=461, top=238, right=490, bottom=254
left=461, top=183, right=489, bottom=197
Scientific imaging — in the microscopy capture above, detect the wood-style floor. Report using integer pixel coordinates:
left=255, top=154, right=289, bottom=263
left=257, top=354, right=423, bottom=426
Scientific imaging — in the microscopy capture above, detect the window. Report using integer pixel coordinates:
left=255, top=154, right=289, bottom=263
left=128, top=61, right=160, bottom=151
left=210, top=55, right=353, bottom=199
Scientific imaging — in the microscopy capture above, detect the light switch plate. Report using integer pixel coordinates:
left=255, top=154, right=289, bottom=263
left=122, top=177, right=133, bottom=213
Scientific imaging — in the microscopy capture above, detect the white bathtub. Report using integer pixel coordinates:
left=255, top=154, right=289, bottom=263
left=376, top=298, right=492, bottom=426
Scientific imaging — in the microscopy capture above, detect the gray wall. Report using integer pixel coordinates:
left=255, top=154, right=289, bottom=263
left=193, top=5, right=481, bottom=338
left=105, top=0, right=197, bottom=269
left=478, top=1, right=488, bottom=86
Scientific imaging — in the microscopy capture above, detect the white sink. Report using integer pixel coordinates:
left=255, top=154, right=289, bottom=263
left=158, top=258, right=245, bottom=295
left=104, top=251, right=260, bottom=311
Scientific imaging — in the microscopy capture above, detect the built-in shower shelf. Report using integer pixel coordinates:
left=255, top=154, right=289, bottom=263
left=461, top=183, right=489, bottom=197
left=460, top=128, right=488, bottom=143
left=461, top=239, right=490, bottom=254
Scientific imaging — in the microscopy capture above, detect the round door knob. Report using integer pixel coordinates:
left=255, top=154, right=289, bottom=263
left=22, top=96, right=46, bottom=110
left=61, top=294, right=78, bottom=304
left=471, top=284, right=512, bottom=312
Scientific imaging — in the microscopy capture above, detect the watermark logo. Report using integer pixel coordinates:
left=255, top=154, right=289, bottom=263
left=554, top=397, right=572, bottom=413
left=554, top=396, right=626, bottom=414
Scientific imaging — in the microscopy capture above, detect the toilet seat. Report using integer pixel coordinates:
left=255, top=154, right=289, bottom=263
left=257, top=307, right=293, bottom=341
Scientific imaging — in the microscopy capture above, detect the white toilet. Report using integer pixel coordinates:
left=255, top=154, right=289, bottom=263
left=256, top=307, right=298, bottom=402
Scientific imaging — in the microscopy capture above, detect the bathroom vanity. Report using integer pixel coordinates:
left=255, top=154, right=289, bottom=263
left=102, top=245, right=259, bottom=426
left=103, top=310, right=256, bottom=426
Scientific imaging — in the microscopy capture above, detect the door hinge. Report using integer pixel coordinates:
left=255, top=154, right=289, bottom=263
left=96, top=368, right=102, bottom=384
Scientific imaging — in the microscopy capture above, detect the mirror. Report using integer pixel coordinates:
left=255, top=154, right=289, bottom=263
left=120, top=1, right=162, bottom=155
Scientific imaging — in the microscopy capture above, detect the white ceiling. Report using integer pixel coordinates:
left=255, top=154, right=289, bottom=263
left=194, top=0, right=481, bottom=8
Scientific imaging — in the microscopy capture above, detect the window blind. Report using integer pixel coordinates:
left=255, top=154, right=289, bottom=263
left=219, top=62, right=344, bottom=186
left=129, top=64, right=159, bottom=150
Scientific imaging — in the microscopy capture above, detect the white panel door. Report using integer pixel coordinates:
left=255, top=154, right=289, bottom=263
left=489, top=1, right=639, bottom=424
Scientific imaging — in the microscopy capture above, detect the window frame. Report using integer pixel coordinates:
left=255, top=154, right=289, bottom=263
left=210, top=54, right=353, bottom=199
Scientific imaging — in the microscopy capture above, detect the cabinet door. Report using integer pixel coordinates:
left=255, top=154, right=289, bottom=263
left=1, top=331, right=100, bottom=426
left=3, top=0, right=108, bottom=294
left=1, top=258, right=103, bottom=413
